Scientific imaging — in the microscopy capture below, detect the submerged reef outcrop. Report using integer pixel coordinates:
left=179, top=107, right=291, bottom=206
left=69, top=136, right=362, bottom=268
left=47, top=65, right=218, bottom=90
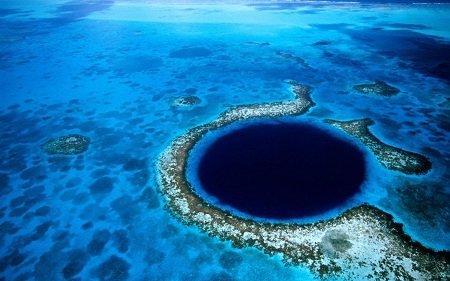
left=42, top=134, right=90, bottom=155
left=157, top=82, right=448, bottom=280
left=171, top=96, right=201, bottom=107
left=353, top=80, right=400, bottom=96
left=324, top=118, right=432, bottom=175
left=246, top=41, right=271, bottom=46
left=275, top=51, right=311, bottom=69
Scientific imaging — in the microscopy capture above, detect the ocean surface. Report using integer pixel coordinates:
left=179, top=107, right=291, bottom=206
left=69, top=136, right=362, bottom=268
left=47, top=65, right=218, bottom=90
left=1, top=1, right=449, bottom=280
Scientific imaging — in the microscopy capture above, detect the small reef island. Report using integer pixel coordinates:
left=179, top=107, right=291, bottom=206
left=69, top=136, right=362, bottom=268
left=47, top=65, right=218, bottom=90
left=157, top=81, right=448, bottom=280
left=42, top=134, right=90, bottom=155
left=353, top=80, right=400, bottom=97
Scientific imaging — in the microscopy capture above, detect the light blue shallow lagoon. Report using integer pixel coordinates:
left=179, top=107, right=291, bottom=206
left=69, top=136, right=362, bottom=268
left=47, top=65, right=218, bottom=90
left=0, top=1, right=449, bottom=280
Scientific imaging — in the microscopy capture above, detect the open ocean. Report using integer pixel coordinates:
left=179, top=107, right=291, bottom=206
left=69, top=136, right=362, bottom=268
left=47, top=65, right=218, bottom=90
left=1, top=1, right=449, bottom=280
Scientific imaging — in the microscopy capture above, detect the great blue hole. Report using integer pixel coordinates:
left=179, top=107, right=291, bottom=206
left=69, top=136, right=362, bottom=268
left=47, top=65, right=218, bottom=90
left=195, top=121, right=367, bottom=220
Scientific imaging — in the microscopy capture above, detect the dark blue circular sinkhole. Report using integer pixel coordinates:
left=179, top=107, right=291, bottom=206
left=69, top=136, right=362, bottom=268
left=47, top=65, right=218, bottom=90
left=196, top=122, right=367, bottom=220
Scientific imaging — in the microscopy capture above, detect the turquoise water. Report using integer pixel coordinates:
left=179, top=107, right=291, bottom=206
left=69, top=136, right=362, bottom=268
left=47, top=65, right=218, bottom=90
left=1, top=1, right=449, bottom=280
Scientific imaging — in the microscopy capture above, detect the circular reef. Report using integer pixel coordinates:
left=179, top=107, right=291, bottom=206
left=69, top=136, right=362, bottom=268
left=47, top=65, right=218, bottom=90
left=157, top=81, right=448, bottom=280
left=196, top=121, right=366, bottom=219
left=42, top=134, right=90, bottom=155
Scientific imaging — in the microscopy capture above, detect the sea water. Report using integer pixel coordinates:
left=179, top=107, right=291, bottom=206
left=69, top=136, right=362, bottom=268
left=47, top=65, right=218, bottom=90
left=1, top=1, right=449, bottom=280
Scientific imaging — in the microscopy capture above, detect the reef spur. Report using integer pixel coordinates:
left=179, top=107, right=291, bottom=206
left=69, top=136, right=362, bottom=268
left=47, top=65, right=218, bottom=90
left=156, top=81, right=449, bottom=280
left=325, top=118, right=432, bottom=175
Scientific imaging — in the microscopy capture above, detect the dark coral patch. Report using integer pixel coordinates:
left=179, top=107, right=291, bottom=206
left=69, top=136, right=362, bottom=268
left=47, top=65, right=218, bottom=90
left=219, top=251, right=243, bottom=270
left=62, top=249, right=89, bottom=280
left=113, top=56, right=163, bottom=75
left=87, top=230, right=111, bottom=256
left=246, top=41, right=271, bottom=46
left=111, top=195, right=140, bottom=224
left=47, top=0, right=114, bottom=25
left=112, top=230, right=129, bottom=253
left=2, top=145, right=28, bottom=173
left=6, top=249, right=26, bottom=267
left=42, top=134, right=90, bottom=155
left=208, top=272, right=235, bottom=281
left=140, top=188, right=160, bottom=209
left=430, top=61, right=450, bottom=81
left=34, top=206, right=51, bottom=217
left=94, top=255, right=130, bottom=281
left=122, top=158, right=147, bottom=171
left=20, top=166, right=47, bottom=182
left=47, top=156, right=73, bottom=171
left=9, top=207, right=28, bottom=217
left=81, top=221, right=93, bottom=230
left=0, top=8, right=22, bottom=16
left=128, top=170, right=150, bottom=187
left=353, top=80, right=400, bottom=96
left=184, top=87, right=198, bottom=95
left=10, top=196, right=26, bottom=208
left=312, top=40, right=332, bottom=46
left=312, top=24, right=450, bottom=82
left=381, top=23, right=429, bottom=30
left=0, top=173, right=9, bottom=189
left=31, top=221, right=52, bottom=241
left=66, top=177, right=83, bottom=188
left=144, top=248, right=165, bottom=266
left=0, top=221, right=20, bottom=236
left=169, top=47, right=212, bottom=58
left=275, top=51, right=310, bottom=68
left=89, top=177, right=114, bottom=194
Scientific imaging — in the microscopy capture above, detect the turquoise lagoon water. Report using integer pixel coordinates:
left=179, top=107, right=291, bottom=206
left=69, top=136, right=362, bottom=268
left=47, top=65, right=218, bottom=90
left=1, top=1, right=449, bottom=280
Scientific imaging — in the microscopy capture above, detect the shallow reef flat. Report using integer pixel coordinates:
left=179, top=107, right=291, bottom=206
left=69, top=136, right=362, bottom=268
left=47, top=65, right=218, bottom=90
left=157, top=81, right=449, bottom=280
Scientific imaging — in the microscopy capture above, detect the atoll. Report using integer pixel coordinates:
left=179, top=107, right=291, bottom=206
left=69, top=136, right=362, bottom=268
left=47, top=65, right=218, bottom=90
left=171, top=96, right=201, bottom=107
left=353, top=80, right=400, bottom=96
left=324, top=118, right=432, bottom=175
left=156, top=82, right=448, bottom=280
left=42, top=134, right=90, bottom=155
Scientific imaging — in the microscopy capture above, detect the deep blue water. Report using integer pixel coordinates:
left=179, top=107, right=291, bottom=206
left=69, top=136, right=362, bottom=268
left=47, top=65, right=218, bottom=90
left=198, top=122, right=366, bottom=219
left=1, top=1, right=449, bottom=280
